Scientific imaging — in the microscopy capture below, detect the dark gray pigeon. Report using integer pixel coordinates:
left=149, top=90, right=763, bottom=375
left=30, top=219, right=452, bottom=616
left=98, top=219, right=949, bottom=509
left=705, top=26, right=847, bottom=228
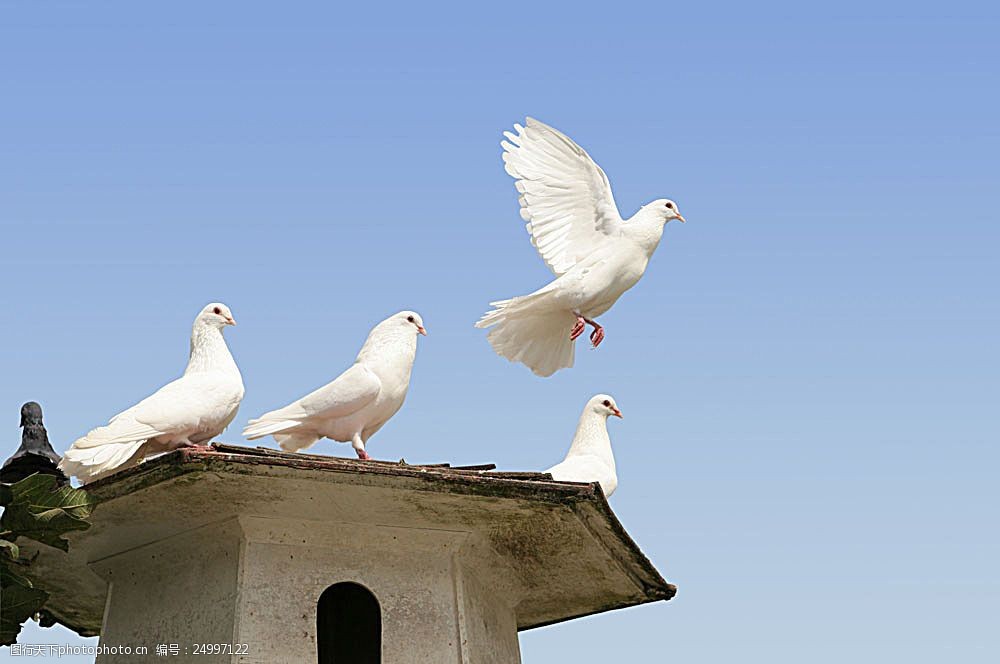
left=1, top=402, right=66, bottom=484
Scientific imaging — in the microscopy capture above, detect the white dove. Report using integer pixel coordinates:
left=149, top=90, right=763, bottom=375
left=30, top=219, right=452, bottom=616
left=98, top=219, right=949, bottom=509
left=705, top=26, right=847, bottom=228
left=545, top=394, right=623, bottom=497
left=476, top=118, right=685, bottom=376
left=243, top=311, right=426, bottom=459
left=59, top=303, right=244, bottom=484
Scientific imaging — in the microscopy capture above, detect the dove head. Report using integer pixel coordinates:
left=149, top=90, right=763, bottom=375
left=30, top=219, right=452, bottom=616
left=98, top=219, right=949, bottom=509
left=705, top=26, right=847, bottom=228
left=648, top=199, right=685, bottom=224
left=359, top=311, right=427, bottom=364
left=627, top=200, right=684, bottom=254
left=588, top=394, right=623, bottom=419
left=196, top=303, right=237, bottom=329
left=397, top=311, right=427, bottom=336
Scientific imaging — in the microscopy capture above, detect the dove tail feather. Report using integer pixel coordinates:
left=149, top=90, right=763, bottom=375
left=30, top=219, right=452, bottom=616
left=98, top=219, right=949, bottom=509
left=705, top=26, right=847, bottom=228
left=477, top=301, right=576, bottom=377
left=273, top=432, right=322, bottom=453
left=58, top=437, right=148, bottom=484
left=242, top=418, right=302, bottom=440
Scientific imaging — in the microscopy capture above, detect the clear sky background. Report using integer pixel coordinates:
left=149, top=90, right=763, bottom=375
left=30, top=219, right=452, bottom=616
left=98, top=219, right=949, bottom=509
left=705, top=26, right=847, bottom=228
left=2, top=2, right=997, bottom=662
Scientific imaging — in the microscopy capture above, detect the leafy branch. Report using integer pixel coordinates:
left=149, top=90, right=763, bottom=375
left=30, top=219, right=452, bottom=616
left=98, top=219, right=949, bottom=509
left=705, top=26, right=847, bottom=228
left=0, top=474, right=96, bottom=646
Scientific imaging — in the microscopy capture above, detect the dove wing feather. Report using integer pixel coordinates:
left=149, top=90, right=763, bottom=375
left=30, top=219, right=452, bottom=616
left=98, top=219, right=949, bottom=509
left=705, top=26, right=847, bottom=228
left=295, top=363, right=381, bottom=419
left=71, top=374, right=231, bottom=448
left=243, top=363, right=380, bottom=439
left=547, top=455, right=618, bottom=497
left=502, top=117, right=623, bottom=276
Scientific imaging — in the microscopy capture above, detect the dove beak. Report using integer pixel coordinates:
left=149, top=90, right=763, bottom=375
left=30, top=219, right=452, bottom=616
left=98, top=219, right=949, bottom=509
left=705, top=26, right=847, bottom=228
left=417, top=326, right=427, bottom=336
left=612, top=407, right=623, bottom=418
left=674, top=214, right=686, bottom=223
left=226, top=316, right=237, bottom=326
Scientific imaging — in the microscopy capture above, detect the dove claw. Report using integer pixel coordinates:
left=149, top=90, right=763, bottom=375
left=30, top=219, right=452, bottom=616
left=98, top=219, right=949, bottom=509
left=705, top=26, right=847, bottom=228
left=590, top=325, right=605, bottom=348
left=571, top=315, right=604, bottom=347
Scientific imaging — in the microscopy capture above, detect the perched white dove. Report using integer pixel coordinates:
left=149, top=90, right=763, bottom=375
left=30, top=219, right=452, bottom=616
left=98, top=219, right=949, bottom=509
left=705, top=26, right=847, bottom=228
left=545, top=394, right=623, bottom=497
left=476, top=118, right=685, bottom=376
left=59, top=303, right=244, bottom=484
left=243, top=311, right=426, bottom=459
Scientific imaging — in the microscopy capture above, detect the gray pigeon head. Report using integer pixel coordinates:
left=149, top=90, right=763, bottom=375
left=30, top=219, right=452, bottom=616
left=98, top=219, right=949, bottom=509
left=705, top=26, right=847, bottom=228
left=3, top=401, right=67, bottom=484
left=20, top=401, right=44, bottom=428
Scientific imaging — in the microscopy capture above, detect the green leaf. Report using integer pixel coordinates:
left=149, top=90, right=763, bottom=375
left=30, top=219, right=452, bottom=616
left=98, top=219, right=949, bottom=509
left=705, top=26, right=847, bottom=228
left=0, top=474, right=97, bottom=552
left=0, top=474, right=95, bottom=644
left=0, top=561, right=49, bottom=646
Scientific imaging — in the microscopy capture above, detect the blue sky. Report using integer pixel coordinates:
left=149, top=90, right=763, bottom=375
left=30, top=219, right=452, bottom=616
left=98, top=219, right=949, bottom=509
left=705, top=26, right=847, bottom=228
left=2, top=1, right=997, bottom=662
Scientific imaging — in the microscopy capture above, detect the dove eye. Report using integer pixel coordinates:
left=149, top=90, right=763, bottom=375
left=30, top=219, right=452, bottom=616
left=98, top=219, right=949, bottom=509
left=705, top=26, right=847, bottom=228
left=407, top=316, right=415, bottom=323
left=602, top=400, right=611, bottom=407
left=213, top=307, right=222, bottom=315
left=665, top=202, right=673, bottom=209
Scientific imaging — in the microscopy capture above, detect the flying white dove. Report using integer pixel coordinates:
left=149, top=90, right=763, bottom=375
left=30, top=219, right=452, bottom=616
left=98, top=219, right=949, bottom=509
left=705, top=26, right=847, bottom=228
left=243, top=311, right=426, bottom=459
left=545, top=394, right=623, bottom=497
left=59, top=303, right=244, bottom=484
left=476, top=118, right=685, bottom=376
